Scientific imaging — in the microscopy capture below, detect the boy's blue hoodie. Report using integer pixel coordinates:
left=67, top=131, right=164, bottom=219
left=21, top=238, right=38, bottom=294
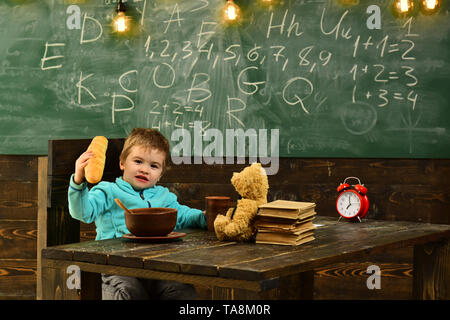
left=68, top=174, right=206, bottom=240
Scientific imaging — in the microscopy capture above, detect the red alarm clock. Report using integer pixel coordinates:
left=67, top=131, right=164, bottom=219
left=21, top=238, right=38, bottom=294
left=336, top=177, right=369, bottom=222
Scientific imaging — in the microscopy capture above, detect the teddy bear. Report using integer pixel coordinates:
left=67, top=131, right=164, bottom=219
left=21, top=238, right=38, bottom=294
left=214, top=162, right=269, bottom=242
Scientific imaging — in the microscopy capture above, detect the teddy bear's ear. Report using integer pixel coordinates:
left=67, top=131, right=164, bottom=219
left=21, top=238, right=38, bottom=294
left=249, top=162, right=266, bottom=175
left=231, top=172, right=238, bottom=183
left=250, top=162, right=262, bottom=171
left=260, top=167, right=267, bottom=176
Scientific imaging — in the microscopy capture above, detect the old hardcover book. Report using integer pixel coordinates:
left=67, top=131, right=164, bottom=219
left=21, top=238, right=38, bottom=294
left=254, top=216, right=315, bottom=232
left=255, top=229, right=315, bottom=246
left=258, top=200, right=316, bottom=219
left=255, top=200, right=317, bottom=245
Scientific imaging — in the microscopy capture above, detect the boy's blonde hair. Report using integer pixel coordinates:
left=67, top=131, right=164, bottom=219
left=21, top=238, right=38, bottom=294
left=120, top=128, right=170, bottom=169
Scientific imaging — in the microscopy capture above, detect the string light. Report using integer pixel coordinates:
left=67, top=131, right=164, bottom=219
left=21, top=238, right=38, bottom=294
left=424, top=0, right=438, bottom=9
left=259, top=0, right=277, bottom=6
left=223, top=0, right=241, bottom=23
left=394, top=0, right=414, bottom=14
left=258, top=0, right=280, bottom=9
left=113, top=0, right=129, bottom=33
left=421, top=0, right=440, bottom=14
left=338, top=0, right=360, bottom=5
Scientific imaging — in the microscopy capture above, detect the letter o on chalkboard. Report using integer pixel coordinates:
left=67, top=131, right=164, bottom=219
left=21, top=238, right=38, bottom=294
left=153, top=63, right=175, bottom=89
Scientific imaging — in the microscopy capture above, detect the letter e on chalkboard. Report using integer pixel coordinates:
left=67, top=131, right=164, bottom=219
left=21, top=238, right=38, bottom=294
left=41, top=42, right=65, bottom=70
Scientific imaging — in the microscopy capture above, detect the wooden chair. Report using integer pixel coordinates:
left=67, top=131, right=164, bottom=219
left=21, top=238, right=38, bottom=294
left=37, top=139, right=126, bottom=299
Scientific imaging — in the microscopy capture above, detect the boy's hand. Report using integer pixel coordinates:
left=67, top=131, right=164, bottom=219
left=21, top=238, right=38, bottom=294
left=74, top=151, right=94, bottom=185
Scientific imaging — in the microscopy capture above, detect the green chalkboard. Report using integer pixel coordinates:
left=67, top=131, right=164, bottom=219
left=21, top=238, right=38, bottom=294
left=0, top=0, right=449, bottom=159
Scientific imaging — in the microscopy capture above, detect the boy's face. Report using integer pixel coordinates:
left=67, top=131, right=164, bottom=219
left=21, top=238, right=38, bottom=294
left=119, top=145, right=165, bottom=190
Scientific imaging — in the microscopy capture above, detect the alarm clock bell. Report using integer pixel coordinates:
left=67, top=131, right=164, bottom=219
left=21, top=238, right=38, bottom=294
left=336, top=176, right=369, bottom=222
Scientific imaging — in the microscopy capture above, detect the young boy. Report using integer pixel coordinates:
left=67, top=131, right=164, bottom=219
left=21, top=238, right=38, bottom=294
left=68, top=128, right=207, bottom=299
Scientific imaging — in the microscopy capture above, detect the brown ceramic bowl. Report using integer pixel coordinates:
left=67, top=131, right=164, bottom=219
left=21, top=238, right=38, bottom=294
left=124, top=207, right=177, bottom=236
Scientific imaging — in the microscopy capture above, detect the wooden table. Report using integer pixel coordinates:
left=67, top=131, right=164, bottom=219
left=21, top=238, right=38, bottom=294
left=40, top=216, right=450, bottom=300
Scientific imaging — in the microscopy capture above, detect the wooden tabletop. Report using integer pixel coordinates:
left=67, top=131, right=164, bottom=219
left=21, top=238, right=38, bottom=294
left=42, top=216, right=450, bottom=282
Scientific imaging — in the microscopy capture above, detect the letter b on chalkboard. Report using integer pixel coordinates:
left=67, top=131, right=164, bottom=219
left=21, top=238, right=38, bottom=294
left=67, top=5, right=81, bottom=30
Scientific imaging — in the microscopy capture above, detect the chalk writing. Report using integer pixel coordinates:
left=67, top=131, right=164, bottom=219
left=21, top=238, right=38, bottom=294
left=6, top=0, right=441, bottom=157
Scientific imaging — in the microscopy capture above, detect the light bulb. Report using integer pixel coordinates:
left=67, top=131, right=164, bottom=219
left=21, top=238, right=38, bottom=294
left=113, top=0, right=129, bottom=33
left=339, top=0, right=359, bottom=5
left=223, top=0, right=241, bottom=22
left=400, top=0, right=409, bottom=11
left=259, top=0, right=277, bottom=9
left=396, top=0, right=413, bottom=13
left=421, top=0, right=440, bottom=13
left=425, top=0, right=437, bottom=9
left=260, top=0, right=276, bottom=5
left=114, top=12, right=127, bottom=32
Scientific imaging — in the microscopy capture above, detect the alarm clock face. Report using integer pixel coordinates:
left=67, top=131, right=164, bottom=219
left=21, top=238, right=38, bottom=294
left=336, top=191, right=361, bottom=218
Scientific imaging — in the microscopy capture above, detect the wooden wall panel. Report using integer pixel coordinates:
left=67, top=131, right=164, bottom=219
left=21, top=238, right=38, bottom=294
left=0, top=181, right=37, bottom=220
left=43, top=140, right=450, bottom=300
left=159, top=158, right=450, bottom=224
left=0, top=220, right=36, bottom=259
left=0, top=155, right=38, bottom=300
left=0, top=259, right=36, bottom=300
left=1, top=144, right=449, bottom=299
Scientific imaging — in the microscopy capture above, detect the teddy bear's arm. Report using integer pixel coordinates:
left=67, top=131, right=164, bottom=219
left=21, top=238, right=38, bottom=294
left=213, top=214, right=230, bottom=240
left=221, top=200, right=259, bottom=239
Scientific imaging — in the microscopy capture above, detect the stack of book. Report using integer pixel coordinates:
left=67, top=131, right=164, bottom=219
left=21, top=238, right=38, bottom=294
left=255, top=200, right=316, bottom=246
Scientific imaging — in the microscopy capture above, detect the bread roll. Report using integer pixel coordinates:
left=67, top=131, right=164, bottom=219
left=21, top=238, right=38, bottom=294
left=85, top=136, right=108, bottom=184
